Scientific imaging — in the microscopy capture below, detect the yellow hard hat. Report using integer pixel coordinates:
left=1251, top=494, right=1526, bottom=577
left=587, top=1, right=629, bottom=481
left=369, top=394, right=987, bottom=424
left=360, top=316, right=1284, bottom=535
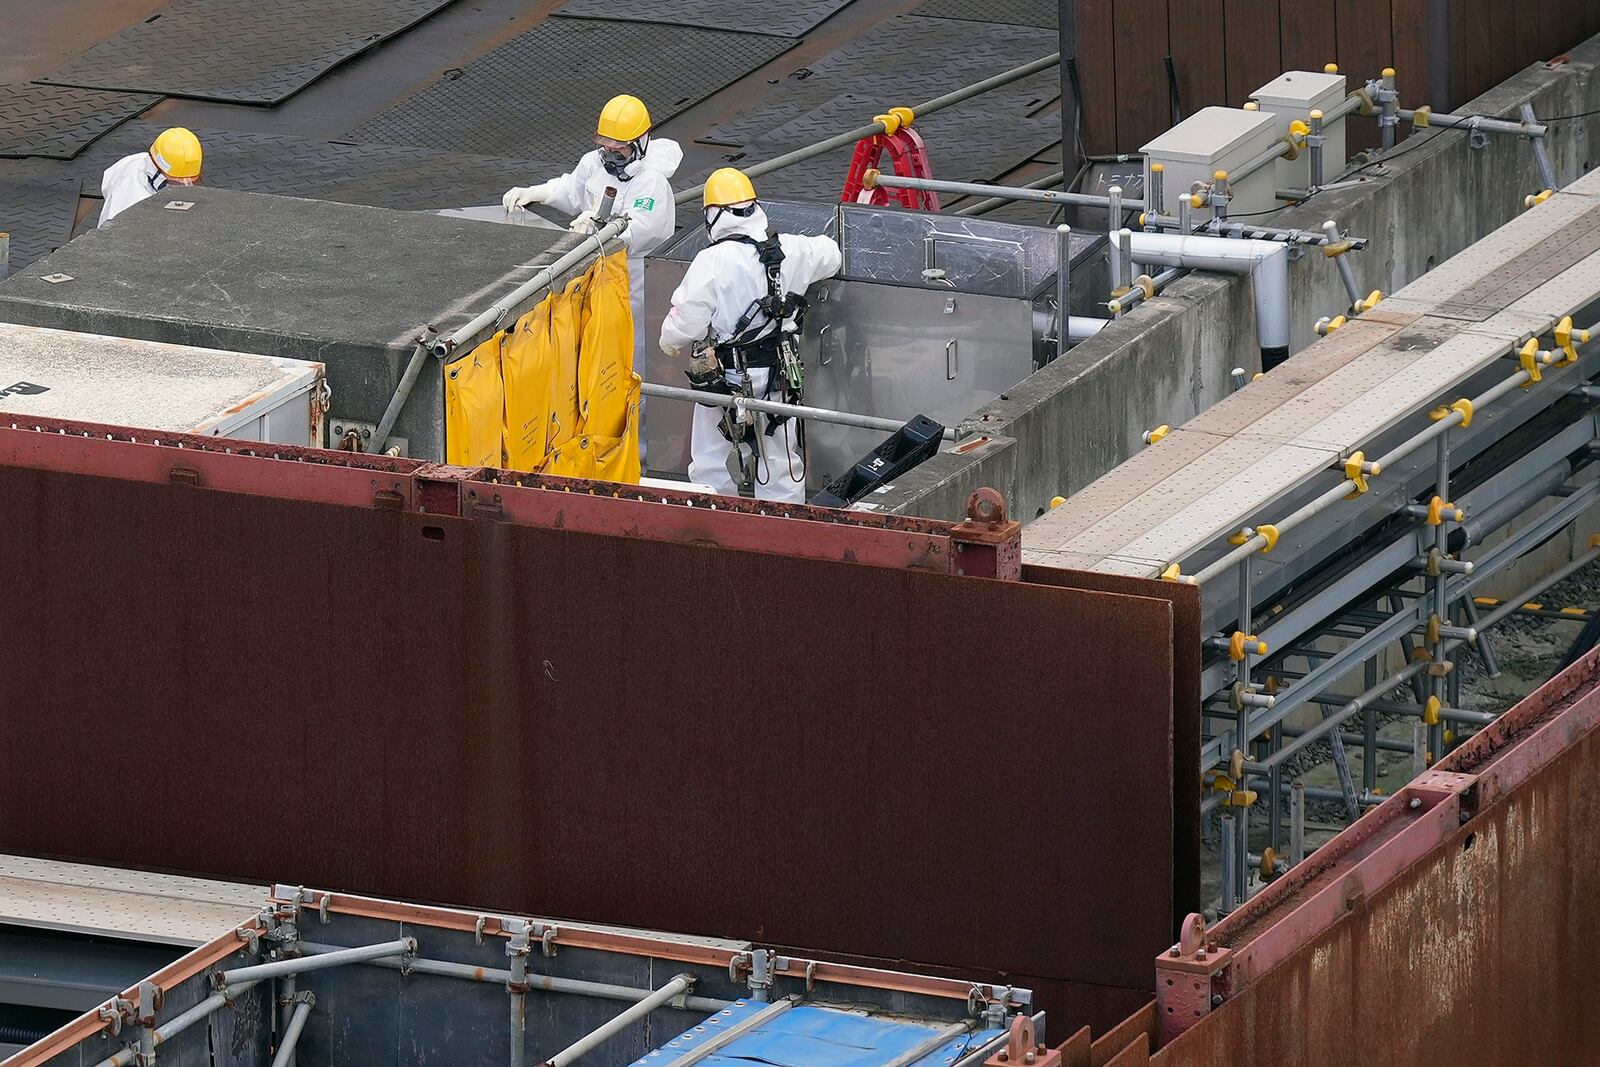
left=703, top=168, right=757, bottom=208
left=149, top=127, right=202, bottom=181
left=596, top=95, right=651, bottom=142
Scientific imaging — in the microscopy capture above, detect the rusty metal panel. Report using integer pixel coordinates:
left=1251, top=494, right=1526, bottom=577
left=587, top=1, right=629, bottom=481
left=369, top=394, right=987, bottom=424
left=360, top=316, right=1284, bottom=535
left=0, top=426, right=1180, bottom=1035
left=1023, top=565, right=1201, bottom=930
left=1150, top=648, right=1600, bottom=1065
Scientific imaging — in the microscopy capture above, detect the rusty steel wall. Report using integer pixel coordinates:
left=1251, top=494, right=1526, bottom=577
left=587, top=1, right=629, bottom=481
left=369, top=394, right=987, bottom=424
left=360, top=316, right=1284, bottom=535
left=0, top=430, right=1184, bottom=1033
left=1078, top=648, right=1600, bottom=1066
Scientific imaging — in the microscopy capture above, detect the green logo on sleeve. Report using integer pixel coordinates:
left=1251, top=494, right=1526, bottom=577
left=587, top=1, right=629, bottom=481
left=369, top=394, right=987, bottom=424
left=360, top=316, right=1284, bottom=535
left=632, top=197, right=656, bottom=210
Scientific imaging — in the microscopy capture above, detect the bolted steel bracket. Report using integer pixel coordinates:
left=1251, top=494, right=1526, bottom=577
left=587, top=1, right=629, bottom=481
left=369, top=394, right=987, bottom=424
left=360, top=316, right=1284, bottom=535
left=983, top=1013, right=1060, bottom=1067
left=950, top=488, right=1022, bottom=580
left=98, top=997, right=136, bottom=1037
left=1156, top=913, right=1234, bottom=1045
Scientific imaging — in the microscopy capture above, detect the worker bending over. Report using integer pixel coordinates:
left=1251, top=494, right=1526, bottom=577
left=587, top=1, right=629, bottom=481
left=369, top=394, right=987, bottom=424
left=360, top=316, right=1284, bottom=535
left=502, top=94, right=680, bottom=379
left=659, top=168, right=842, bottom=503
left=99, top=127, right=202, bottom=227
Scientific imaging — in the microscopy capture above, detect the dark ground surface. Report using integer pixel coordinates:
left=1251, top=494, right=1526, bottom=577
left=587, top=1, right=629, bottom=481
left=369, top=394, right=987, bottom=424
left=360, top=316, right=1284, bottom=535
left=0, top=0, right=1065, bottom=268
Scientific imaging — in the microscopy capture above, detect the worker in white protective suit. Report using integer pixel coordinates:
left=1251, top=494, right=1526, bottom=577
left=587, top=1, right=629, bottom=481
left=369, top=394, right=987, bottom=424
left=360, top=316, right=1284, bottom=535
left=502, top=94, right=681, bottom=384
left=99, top=127, right=202, bottom=227
left=659, top=168, right=842, bottom=503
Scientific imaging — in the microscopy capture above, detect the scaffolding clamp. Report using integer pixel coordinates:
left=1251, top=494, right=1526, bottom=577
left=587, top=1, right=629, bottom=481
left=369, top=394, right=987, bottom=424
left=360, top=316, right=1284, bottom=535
left=1427, top=496, right=1463, bottom=526
left=1354, top=289, right=1385, bottom=313
left=1343, top=451, right=1379, bottom=497
left=1423, top=695, right=1442, bottom=726
left=874, top=107, right=916, bottom=135
left=1315, top=314, right=1347, bottom=336
left=1412, top=105, right=1433, bottom=128
left=1144, top=423, right=1172, bottom=445
left=1451, top=397, right=1474, bottom=426
left=1555, top=315, right=1590, bottom=364
left=1519, top=338, right=1544, bottom=386
left=1229, top=631, right=1268, bottom=661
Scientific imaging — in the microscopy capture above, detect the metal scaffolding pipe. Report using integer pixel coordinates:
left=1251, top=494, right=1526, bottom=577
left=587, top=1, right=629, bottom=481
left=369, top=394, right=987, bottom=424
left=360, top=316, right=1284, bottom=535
left=218, top=938, right=416, bottom=987
left=93, top=981, right=264, bottom=1067
left=642, top=381, right=960, bottom=439
left=956, top=169, right=1066, bottom=217
left=1396, top=108, right=1546, bottom=138
left=545, top=974, right=695, bottom=1067
left=295, top=943, right=732, bottom=1012
left=270, top=997, right=315, bottom=1067
left=867, top=172, right=1145, bottom=211
left=674, top=53, right=1061, bottom=206
left=647, top=997, right=797, bottom=1066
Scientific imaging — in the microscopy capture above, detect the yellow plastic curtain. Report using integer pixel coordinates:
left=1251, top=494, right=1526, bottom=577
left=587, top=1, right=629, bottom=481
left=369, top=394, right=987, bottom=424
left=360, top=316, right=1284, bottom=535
left=444, top=250, right=640, bottom=483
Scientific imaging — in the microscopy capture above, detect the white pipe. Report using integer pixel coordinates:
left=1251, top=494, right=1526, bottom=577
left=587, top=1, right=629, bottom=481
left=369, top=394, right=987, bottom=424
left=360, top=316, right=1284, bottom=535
left=1068, top=316, right=1109, bottom=340
left=1128, top=232, right=1290, bottom=367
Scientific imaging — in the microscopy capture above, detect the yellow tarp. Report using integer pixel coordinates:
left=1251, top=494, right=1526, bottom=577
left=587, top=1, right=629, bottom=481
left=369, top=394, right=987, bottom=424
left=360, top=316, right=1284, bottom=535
left=443, top=250, right=640, bottom=483
left=443, top=334, right=506, bottom=468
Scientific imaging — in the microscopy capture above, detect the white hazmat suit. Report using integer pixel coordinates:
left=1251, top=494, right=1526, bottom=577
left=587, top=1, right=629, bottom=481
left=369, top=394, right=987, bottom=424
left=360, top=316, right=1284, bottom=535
left=504, top=138, right=682, bottom=378
left=660, top=204, right=842, bottom=503
left=98, top=153, right=167, bottom=227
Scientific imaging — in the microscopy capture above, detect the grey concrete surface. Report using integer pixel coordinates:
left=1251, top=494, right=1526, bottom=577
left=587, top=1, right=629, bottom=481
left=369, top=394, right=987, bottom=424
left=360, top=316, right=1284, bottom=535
left=875, top=33, right=1600, bottom=522
left=0, top=186, right=571, bottom=456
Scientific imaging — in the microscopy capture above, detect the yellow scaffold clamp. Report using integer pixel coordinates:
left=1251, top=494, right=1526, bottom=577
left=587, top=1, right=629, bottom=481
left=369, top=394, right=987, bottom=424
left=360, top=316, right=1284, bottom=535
left=1229, top=631, right=1268, bottom=661
left=1519, top=338, right=1544, bottom=386
left=1315, top=314, right=1347, bottom=336
left=1555, top=315, right=1591, bottom=365
left=1524, top=189, right=1554, bottom=209
left=1427, top=496, right=1463, bottom=526
left=1343, top=451, right=1380, bottom=497
left=1354, top=290, right=1385, bottom=314
left=1423, top=695, right=1442, bottom=726
left=1283, top=119, right=1311, bottom=159
left=1412, top=105, right=1433, bottom=128
left=1260, top=847, right=1277, bottom=880
left=1144, top=424, right=1171, bottom=445
left=874, top=106, right=917, bottom=135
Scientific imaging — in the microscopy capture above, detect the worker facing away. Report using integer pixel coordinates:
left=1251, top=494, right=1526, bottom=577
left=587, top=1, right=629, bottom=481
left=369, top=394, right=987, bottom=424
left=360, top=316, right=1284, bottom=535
left=659, top=167, right=842, bottom=503
left=502, top=94, right=681, bottom=380
left=99, top=127, right=202, bottom=228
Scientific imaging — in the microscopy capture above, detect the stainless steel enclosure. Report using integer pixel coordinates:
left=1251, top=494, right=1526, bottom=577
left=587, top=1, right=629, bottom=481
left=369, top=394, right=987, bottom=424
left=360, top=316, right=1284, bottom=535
left=643, top=201, right=1102, bottom=489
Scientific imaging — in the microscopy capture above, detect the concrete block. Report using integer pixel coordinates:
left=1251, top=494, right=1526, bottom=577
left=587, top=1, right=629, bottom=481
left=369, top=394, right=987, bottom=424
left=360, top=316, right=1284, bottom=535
left=0, top=186, right=573, bottom=458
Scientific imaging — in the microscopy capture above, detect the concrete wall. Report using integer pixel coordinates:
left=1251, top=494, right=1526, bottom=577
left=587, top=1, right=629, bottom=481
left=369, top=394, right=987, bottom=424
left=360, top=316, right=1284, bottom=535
left=878, top=35, right=1600, bottom=522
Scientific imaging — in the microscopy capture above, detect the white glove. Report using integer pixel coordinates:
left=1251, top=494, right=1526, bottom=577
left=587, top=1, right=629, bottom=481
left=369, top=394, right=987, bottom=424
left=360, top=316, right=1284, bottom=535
left=502, top=182, right=552, bottom=213
left=660, top=338, right=684, bottom=358
left=568, top=210, right=600, bottom=235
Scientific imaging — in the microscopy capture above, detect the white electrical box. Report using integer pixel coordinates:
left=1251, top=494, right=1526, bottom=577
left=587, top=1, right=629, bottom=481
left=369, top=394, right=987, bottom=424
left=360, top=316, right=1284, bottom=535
left=0, top=323, right=326, bottom=445
left=1252, top=70, right=1348, bottom=192
left=1141, top=106, right=1282, bottom=222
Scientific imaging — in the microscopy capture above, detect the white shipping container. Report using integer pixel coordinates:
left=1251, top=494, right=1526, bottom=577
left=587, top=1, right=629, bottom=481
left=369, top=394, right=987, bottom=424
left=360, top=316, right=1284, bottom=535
left=0, top=323, right=325, bottom=446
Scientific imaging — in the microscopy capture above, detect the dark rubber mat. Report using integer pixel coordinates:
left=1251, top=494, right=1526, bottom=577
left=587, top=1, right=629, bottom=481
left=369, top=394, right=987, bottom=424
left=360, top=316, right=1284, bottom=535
left=39, top=0, right=459, bottom=105
left=698, top=93, right=1059, bottom=201
left=63, top=124, right=563, bottom=214
left=0, top=176, right=81, bottom=269
left=346, top=17, right=795, bottom=159
left=554, top=0, right=853, bottom=37
left=0, top=84, right=159, bottom=160
left=701, top=15, right=1057, bottom=148
left=914, top=0, right=1058, bottom=26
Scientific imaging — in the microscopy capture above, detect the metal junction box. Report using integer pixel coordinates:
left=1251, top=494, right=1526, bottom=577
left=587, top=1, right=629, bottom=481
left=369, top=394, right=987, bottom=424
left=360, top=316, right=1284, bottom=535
left=1252, top=70, right=1348, bottom=191
left=0, top=322, right=325, bottom=444
left=644, top=202, right=1101, bottom=489
left=1141, top=106, right=1282, bottom=221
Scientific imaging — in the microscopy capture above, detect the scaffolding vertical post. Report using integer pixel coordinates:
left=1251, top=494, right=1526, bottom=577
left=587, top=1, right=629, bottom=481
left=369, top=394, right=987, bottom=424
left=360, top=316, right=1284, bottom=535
left=1380, top=68, right=1399, bottom=150
left=1429, top=432, right=1451, bottom=764
left=1234, top=558, right=1254, bottom=908
left=1289, top=782, right=1306, bottom=866
left=1363, top=646, right=1379, bottom=792
left=1147, top=164, right=1165, bottom=230
left=1117, top=228, right=1135, bottom=291
left=1268, top=722, right=1283, bottom=858
left=1220, top=812, right=1238, bottom=913
left=1055, top=225, right=1072, bottom=359
left=1307, top=109, right=1326, bottom=189
left=1107, top=185, right=1124, bottom=311
left=1412, top=720, right=1430, bottom=777
left=507, top=925, right=531, bottom=1067
left=280, top=974, right=297, bottom=1067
